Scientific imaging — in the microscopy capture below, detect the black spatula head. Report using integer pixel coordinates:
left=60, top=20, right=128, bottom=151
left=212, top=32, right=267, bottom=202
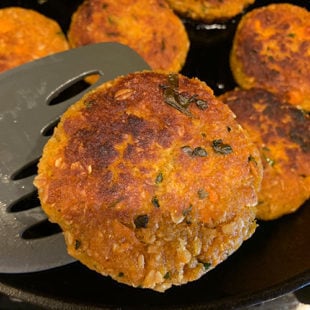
left=0, top=42, right=150, bottom=273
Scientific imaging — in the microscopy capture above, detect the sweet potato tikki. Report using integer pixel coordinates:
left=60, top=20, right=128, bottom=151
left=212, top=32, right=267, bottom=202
left=67, top=0, right=189, bottom=73
left=0, top=7, right=69, bottom=73
left=230, top=3, right=310, bottom=111
left=220, top=88, right=310, bottom=221
left=165, top=0, right=255, bottom=23
left=34, top=72, right=262, bottom=292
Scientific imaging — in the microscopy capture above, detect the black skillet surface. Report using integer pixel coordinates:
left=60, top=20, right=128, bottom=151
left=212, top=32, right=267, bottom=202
left=0, top=0, right=309, bottom=309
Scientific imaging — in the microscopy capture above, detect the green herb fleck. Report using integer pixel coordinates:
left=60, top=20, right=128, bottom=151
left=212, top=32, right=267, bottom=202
left=185, top=219, right=192, bottom=225
left=164, top=272, right=171, bottom=280
left=181, top=146, right=208, bottom=157
left=212, top=139, right=233, bottom=154
left=108, top=15, right=116, bottom=25
left=195, top=99, right=208, bottom=110
left=134, top=214, right=149, bottom=228
left=262, top=147, right=275, bottom=167
left=160, top=74, right=193, bottom=117
left=118, top=272, right=124, bottom=277
left=84, top=100, right=95, bottom=109
left=74, top=240, right=81, bottom=250
left=151, top=196, right=160, bottom=208
left=267, top=159, right=275, bottom=166
left=181, top=145, right=194, bottom=156
left=288, top=33, right=296, bottom=38
left=182, top=204, right=193, bottom=217
left=200, top=261, right=211, bottom=270
left=248, top=155, right=258, bottom=165
left=160, top=74, right=208, bottom=117
left=198, top=189, right=208, bottom=199
left=192, top=147, right=208, bottom=157
left=155, top=172, right=163, bottom=184
left=263, top=154, right=275, bottom=166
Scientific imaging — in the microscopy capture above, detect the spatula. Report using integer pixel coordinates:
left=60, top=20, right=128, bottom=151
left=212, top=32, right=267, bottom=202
left=0, top=43, right=149, bottom=273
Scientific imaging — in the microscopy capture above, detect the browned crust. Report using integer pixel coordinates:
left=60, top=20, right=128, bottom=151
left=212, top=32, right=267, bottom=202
left=67, top=0, right=189, bottom=72
left=0, top=7, right=69, bottom=73
left=220, top=88, right=310, bottom=220
left=165, top=0, right=255, bottom=22
left=230, top=3, right=310, bottom=111
left=35, top=72, right=262, bottom=291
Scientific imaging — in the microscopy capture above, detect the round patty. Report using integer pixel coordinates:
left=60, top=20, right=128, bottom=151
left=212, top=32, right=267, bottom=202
left=165, top=0, right=255, bottom=23
left=220, top=88, right=310, bottom=220
left=67, top=0, right=189, bottom=73
left=34, top=71, right=262, bottom=291
left=230, top=3, right=310, bottom=111
left=0, top=7, right=69, bottom=73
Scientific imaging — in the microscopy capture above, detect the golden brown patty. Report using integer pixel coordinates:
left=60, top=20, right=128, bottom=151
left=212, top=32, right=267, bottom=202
left=0, top=7, right=69, bottom=73
left=165, top=0, right=255, bottom=23
left=34, top=71, right=262, bottom=291
left=230, top=3, right=310, bottom=111
left=67, top=0, right=189, bottom=73
left=220, top=88, right=310, bottom=220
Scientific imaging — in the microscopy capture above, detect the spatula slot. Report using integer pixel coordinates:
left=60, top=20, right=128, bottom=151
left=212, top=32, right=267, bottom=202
left=47, top=70, right=101, bottom=106
left=41, top=118, right=60, bottom=137
left=21, top=219, right=62, bottom=240
left=8, top=190, right=40, bottom=213
left=11, top=158, right=39, bottom=181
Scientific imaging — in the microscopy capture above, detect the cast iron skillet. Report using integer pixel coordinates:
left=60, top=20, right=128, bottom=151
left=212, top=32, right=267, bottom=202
left=0, top=0, right=309, bottom=309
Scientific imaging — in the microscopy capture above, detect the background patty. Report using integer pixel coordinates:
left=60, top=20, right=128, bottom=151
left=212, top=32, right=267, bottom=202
left=165, top=0, right=255, bottom=23
left=230, top=3, right=310, bottom=111
left=68, top=0, right=189, bottom=73
left=0, top=7, right=69, bottom=73
left=34, top=71, right=262, bottom=291
left=220, top=88, right=310, bottom=220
